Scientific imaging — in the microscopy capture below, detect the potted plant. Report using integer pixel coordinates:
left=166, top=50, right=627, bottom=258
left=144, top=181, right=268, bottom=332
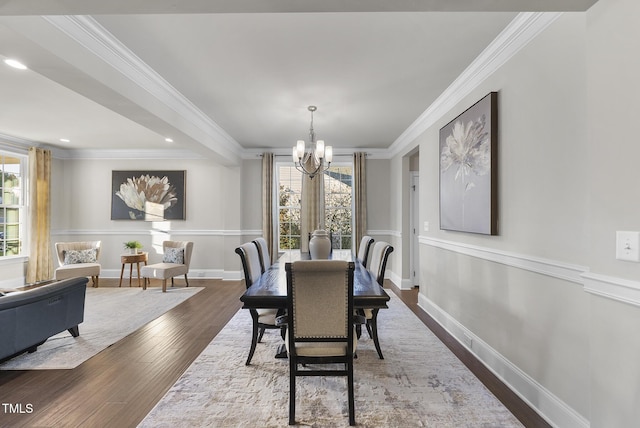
left=124, top=240, right=143, bottom=254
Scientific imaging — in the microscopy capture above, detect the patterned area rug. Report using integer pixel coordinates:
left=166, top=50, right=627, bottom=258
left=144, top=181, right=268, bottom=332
left=0, top=286, right=202, bottom=370
left=139, top=294, right=523, bottom=427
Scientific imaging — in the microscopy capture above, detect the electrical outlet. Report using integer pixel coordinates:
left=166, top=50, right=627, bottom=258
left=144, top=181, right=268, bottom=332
left=616, top=231, right=640, bottom=262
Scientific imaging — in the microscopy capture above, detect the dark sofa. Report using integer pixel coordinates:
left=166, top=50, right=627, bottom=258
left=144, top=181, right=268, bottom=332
left=0, top=277, right=88, bottom=362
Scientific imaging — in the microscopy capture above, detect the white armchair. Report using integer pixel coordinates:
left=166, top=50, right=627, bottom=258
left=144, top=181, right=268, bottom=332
left=140, top=241, right=193, bottom=292
left=54, top=241, right=102, bottom=287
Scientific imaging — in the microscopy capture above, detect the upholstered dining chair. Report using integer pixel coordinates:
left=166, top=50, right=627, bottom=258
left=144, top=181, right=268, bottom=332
left=252, top=237, right=271, bottom=274
left=278, top=260, right=363, bottom=426
left=55, top=241, right=102, bottom=287
left=362, top=241, right=394, bottom=359
left=356, top=235, right=374, bottom=268
left=235, top=242, right=281, bottom=365
left=140, top=241, right=193, bottom=293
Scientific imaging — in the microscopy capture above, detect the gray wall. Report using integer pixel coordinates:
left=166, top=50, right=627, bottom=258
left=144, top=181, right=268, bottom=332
left=387, top=2, right=640, bottom=427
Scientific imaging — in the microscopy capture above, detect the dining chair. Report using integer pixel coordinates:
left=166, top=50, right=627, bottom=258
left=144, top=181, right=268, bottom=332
left=362, top=241, right=394, bottom=359
left=252, top=237, right=270, bottom=274
left=356, top=235, right=374, bottom=267
left=278, top=260, right=363, bottom=426
left=235, top=242, right=281, bottom=365
left=140, top=241, right=193, bottom=292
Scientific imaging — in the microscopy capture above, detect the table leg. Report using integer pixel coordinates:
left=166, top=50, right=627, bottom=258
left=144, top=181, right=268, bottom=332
left=129, top=263, right=133, bottom=287
left=119, top=264, right=125, bottom=287
left=136, top=262, right=142, bottom=287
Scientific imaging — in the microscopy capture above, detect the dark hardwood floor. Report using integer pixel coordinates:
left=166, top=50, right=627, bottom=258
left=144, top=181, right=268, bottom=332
left=0, top=278, right=549, bottom=427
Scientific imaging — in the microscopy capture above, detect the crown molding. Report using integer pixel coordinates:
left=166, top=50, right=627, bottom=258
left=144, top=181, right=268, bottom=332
left=19, top=12, right=561, bottom=162
left=42, top=15, right=243, bottom=162
left=52, top=148, right=204, bottom=160
left=244, top=147, right=391, bottom=160
left=389, top=11, right=562, bottom=158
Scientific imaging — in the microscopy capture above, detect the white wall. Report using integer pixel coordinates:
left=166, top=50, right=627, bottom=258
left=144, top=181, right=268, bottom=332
left=585, top=0, right=640, bottom=426
left=390, top=2, right=640, bottom=427
left=48, top=156, right=260, bottom=280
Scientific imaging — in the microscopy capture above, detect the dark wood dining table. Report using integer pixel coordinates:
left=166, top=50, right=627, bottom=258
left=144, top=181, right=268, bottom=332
left=240, top=249, right=390, bottom=311
left=240, top=250, right=391, bottom=359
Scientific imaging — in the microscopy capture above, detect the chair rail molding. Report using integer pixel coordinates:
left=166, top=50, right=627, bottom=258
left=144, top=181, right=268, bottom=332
left=367, top=230, right=401, bottom=238
left=52, top=229, right=262, bottom=236
left=422, top=236, right=640, bottom=309
left=582, top=272, right=640, bottom=308
left=420, top=236, right=587, bottom=284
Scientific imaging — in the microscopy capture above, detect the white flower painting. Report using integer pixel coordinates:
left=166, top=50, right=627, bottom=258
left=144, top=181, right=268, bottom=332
left=111, top=171, right=185, bottom=220
left=439, top=93, right=497, bottom=235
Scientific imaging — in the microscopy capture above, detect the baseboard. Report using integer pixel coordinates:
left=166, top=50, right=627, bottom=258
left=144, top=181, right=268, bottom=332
left=100, top=268, right=227, bottom=280
left=418, top=293, right=590, bottom=428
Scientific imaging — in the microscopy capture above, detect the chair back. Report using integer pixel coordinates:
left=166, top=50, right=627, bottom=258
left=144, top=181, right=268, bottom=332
left=356, top=235, right=374, bottom=267
left=368, top=241, right=394, bottom=285
left=252, top=237, right=270, bottom=273
left=163, top=241, right=193, bottom=268
left=235, top=242, right=263, bottom=288
left=286, top=260, right=354, bottom=348
left=55, top=241, right=101, bottom=266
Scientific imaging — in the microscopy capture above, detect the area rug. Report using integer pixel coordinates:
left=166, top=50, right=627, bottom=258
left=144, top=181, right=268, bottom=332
left=139, top=294, right=523, bottom=427
left=0, top=286, right=202, bottom=370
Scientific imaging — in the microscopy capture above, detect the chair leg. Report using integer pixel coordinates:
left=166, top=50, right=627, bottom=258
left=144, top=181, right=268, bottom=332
left=162, top=279, right=167, bottom=293
left=289, top=363, right=296, bottom=425
left=184, top=273, right=189, bottom=287
left=246, top=312, right=260, bottom=365
left=142, top=277, right=147, bottom=290
left=348, top=362, right=356, bottom=426
left=171, top=277, right=175, bottom=287
left=369, top=309, right=384, bottom=359
left=257, top=327, right=266, bottom=343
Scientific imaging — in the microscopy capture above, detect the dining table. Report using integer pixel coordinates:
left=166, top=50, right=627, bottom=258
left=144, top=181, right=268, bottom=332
left=240, top=249, right=390, bottom=358
left=240, top=249, right=390, bottom=310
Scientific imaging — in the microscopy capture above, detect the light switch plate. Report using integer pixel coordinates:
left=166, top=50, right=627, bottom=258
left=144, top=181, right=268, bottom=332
left=616, top=231, right=640, bottom=262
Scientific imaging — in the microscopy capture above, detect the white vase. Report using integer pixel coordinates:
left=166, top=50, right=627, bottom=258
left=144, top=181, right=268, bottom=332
left=309, top=229, right=331, bottom=259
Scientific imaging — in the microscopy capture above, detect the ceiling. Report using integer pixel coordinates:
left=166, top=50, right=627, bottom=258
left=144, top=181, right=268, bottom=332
left=0, top=0, right=598, bottom=163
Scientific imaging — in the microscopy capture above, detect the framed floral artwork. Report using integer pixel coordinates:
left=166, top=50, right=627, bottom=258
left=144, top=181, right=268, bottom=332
left=111, top=170, right=186, bottom=220
left=439, top=92, right=497, bottom=235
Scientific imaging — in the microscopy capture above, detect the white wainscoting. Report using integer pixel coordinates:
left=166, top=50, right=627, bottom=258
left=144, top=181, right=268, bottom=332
left=419, top=293, right=589, bottom=428
left=418, top=236, right=640, bottom=428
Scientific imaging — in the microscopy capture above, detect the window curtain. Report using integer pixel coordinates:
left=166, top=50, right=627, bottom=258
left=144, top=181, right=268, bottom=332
left=353, top=152, right=367, bottom=255
left=26, top=147, right=53, bottom=283
left=300, top=157, right=323, bottom=252
left=261, top=152, right=275, bottom=262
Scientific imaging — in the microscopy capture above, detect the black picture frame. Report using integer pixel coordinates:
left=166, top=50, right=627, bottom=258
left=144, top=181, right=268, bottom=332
left=439, top=92, right=498, bottom=235
left=111, top=170, right=186, bottom=220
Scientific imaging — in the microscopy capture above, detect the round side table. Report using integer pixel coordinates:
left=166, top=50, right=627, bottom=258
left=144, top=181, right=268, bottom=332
left=119, top=252, right=148, bottom=288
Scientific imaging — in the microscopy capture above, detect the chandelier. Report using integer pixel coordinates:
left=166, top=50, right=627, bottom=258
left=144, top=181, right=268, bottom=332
left=292, top=106, right=333, bottom=179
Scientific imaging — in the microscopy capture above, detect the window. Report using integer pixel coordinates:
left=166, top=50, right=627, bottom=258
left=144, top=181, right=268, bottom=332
left=277, top=163, right=353, bottom=251
left=278, top=166, right=302, bottom=250
left=0, top=153, right=25, bottom=257
left=324, top=166, right=352, bottom=250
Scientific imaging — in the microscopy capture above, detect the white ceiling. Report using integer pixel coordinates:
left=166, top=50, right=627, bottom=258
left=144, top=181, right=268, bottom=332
left=0, top=0, right=598, bottom=162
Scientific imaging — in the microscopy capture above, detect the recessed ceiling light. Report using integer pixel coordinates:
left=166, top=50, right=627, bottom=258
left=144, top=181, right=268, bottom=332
left=60, top=138, right=70, bottom=143
left=4, top=59, right=27, bottom=70
left=165, top=138, right=174, bottom=143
